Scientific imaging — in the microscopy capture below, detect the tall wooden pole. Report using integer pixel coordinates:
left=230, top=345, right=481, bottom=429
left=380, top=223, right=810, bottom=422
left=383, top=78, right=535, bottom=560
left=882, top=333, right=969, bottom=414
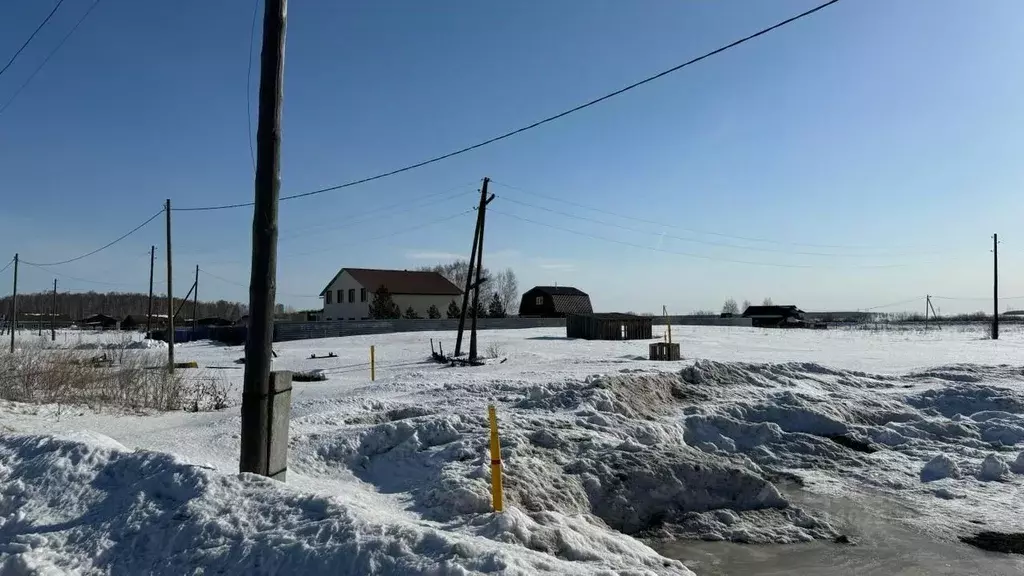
left=455, top=184, right=486, bottom=357
left=50, top=278, right=57, bottom=341
left=9, top=254, right=17, bottom=353
left=241, top=0, right=286, bottom=476
left=146, top=245, right=155, bottom=337
left=993, top=233, right=999, bottom=340
left=469, top=177, right=491, bottom=360
left=193, top=264, right=199, bottom=334
left=165, top=199, right=174, bottom=371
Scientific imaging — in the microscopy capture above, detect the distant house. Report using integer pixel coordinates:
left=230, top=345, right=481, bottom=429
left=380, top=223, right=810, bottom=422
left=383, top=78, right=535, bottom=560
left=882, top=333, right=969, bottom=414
left=742, top=305, right=805, bottom=328
left=320, top=268, right=462, bottom=320
left=79, top=313, right=119, bottom=329
left=566, top=312, right=652, bottom=340
left=519, top=286, right=593, bottom=318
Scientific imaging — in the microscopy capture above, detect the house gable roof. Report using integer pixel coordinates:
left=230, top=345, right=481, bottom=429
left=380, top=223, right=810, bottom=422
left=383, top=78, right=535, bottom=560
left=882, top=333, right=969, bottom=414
left=320, top=268, right=462, bottom=297
left=528, top=286, right=588, bottom=297
left=742, top=305, right=804, bottom=318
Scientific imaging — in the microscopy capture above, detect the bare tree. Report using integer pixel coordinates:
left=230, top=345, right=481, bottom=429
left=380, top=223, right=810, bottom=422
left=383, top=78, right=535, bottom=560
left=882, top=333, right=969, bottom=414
left=762, top=297, right=774, bottom=306
left=742, top=299, right=751, bottom=312
left=722, top=298, right=739, bottom=315
left=494, top=268, right=519, bottom=315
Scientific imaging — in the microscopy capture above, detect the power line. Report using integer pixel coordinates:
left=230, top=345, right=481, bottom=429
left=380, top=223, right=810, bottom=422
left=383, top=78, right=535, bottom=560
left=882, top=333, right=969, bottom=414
left=200, top=268, right=320, bottom=299
left=491, top=180, right=937, bottom=253
left=0, top=259, right=14, bottom=275
left=933, top=295, right=1024, bottom=301
left=490, top=208, right=920, bottom=270
left=22, top=209, right=162, bottom=267
left=0, top=0, right=68, bottom=79
left=498, top=195, right=933, bottom=259
left=174, top=0, right=844, bottom=212
left=20, top=261, right=144, bottom=288
left=0, top=0, right=101, bottom=117
left=861, top=297, right=922, bottom=311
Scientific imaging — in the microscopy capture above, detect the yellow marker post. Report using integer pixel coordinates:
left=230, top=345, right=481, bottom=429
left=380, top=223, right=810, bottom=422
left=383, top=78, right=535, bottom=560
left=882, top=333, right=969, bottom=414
left=487, top=404, right=504, bottom=512
left=370, top=345, right=375, bottom=381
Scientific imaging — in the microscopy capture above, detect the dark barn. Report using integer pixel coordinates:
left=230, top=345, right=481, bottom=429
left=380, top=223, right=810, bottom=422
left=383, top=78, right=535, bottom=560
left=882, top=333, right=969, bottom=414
left=742, top=305, right=805, bottom=328
left=519, top=286, right=593, bottom=318
left=566, top=313, right=653, bottom=341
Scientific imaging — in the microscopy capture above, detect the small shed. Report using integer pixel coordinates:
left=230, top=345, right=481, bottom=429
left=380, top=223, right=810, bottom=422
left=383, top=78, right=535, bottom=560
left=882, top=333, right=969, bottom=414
left=519, top=286, right=593, bottom=318
left=79, top=313, right=119, bottom=329
left=566, top=313, right=653, bottom=340
left=742, top=305, right=805, bottom=328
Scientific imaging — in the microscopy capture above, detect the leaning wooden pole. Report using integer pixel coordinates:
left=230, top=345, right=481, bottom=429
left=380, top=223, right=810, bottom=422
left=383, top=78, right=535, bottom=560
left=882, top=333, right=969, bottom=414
left=468, top=177, right=492, bottom=361
left=454, top=183, right=486, bottom=357
left=241, top=0, right=287, bottom=476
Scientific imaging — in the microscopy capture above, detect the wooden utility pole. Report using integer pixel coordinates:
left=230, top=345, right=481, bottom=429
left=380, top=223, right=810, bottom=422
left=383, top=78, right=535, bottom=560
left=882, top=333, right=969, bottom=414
left=9, top=254, right=17, bottom=353
left=992, top=233, right=999, bottom=340
left=455, top=184, right=486, bottom=357
left=193, top=264, right=199, bottom=333
left=50, top=279, right=57, bottom=341
left=241, top=0, right=287, bottom=477
left=165, top=199, right=174, bottom=371
left=147, top=245, right=155, bottom=336
left=469, top=178, right=494, bottom=361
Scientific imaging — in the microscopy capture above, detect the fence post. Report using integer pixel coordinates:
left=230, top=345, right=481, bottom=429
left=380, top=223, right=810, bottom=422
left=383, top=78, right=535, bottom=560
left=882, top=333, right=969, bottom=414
left=370, top=345, right=375, bottom=381
left=488, top=404, right=504, bottom=512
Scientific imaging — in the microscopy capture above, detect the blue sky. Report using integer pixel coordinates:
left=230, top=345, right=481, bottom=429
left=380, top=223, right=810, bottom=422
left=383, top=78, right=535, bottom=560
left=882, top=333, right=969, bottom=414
left=1, top=0, right=1023, bottom=314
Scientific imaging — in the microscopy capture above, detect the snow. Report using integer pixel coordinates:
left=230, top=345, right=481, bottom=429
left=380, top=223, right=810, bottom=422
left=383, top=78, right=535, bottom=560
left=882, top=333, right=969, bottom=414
left=3, top=324, right=1024, bottom=573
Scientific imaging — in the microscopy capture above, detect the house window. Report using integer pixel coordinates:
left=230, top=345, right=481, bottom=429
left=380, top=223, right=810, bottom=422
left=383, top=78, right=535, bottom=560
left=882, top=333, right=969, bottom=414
left=535, top=296, right=544, bottom=305
left=360, top=288, right=367, bottom=302
left=337, top=290, right=343, bottom=304
left=326, top=291, right=332, bottom=305
left=349, top=289, right=356, bottom=303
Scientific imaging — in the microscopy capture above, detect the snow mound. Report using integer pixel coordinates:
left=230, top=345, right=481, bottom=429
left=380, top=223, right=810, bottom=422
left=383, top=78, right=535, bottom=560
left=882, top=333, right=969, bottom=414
left=977, top=453, right=1009, bottom=481
left=921, top=454, right=961, bottom=482
left=0, top=434, right=689, bottom=575
left=1011, top=453, right=1024, bottom=475
left=126, top=339, right=167, bottom=350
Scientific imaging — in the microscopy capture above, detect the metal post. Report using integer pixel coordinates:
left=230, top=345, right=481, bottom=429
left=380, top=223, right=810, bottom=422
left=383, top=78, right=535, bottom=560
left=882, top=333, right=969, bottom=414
left=165, top=200, right=174, bottom=371
left=993, top=233, right=999, bottom=340
left=241, top=0, right=287, bottom=477
left=193, top=264, right=199, bottom=334
left=9, top=254, right=17, bottom=353
left=147, top=245, right=155, bottom=337
left=370, top=345, right=375, bottom=381
left=50, top=278, right=57, bottom=341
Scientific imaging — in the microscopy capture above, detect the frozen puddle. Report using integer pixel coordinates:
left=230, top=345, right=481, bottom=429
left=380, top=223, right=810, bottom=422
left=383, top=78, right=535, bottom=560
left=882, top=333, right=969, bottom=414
left=656, top=485, right=1024, bottom=575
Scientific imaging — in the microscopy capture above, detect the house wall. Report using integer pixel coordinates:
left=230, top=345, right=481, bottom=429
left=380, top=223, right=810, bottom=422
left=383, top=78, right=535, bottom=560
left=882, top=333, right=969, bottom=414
left=392, top=294, right=460, bottom=318
left=518, top=289, right=552, bottom=317
left=322, top=271, right=370, bottom=320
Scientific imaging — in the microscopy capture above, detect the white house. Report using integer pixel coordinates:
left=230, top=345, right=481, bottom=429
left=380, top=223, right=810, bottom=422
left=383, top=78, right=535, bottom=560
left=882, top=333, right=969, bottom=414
left=320, top=268, right=462, bottom=320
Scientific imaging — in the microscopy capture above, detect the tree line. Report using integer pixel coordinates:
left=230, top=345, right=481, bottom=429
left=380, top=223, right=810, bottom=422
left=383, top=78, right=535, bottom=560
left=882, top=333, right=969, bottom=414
left=0, top=290, right=246, bottom=321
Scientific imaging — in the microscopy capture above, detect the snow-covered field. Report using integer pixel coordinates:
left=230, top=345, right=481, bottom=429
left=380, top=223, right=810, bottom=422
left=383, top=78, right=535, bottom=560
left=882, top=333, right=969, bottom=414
left=3, top=325, right=1024, bottom=574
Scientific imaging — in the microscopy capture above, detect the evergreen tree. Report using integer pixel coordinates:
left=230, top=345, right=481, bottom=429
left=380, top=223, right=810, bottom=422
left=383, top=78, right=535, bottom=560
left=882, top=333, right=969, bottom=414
left=446, top=300, right=461, bottom=319
left=466, top=300, right=482, bottom=319
left=368, top=285, right=401, bottom=319
left=427, top=304, right=441, bottom=319
left=487, top=292, right=506, bottom=318
left=403, top=306, right=421, bottom=319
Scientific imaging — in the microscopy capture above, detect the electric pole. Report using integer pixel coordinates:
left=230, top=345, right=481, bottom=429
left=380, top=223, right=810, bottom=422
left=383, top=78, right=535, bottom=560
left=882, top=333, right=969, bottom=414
left=455, top=184, right=485, bottom=357
left=193, top=264, right=199, bottom=333
left=147, top=245, right=155, bottom=337
left=9, top=254, right=17, bottom=353
left=469, top=177, right=494, bottom=361
left=241, top=0, right=286, bottom=476
left=51, top=279, right=57, bottom=341
left=166, top=199, right=174, bottom=371
left=992, top=233, right=999, bottom=340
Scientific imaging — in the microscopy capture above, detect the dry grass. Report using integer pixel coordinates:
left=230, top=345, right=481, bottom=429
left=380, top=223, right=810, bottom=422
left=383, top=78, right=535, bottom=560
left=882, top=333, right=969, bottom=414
left=0, top=346, right=227, bottom=413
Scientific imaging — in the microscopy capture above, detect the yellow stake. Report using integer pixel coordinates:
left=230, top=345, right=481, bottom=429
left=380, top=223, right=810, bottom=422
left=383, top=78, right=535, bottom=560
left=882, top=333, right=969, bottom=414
left=488, top=404, right=504, bottom=512
left=370, top=345, right=375, bottom=381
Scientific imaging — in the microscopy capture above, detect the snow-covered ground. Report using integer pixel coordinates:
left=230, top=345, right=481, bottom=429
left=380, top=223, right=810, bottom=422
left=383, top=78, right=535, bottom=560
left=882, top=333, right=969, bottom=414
left=3, top=325, right=1024, bottom=574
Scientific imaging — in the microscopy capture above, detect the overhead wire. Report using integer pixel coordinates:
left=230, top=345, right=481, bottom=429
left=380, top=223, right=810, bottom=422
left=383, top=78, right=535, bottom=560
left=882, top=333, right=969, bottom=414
left=861, top=297, right=923, bottom=311
left=0, top=0, right=102, bottom=117
left=0, top=0, right=68, bottom=79
left=0, top=258, right=14, bottom=275
left=498, top=195, right=929, bottom=259
left=21, top=209, right=163, bottom=267
left=490, top=180, right=938, bottom=253
left=490, top=208, right=918, bottom=270
left=20, top=261, right=146, bottom=288
left=173, top=0, right=844, bottom=212
left=200, top=268, right=320, bottom=299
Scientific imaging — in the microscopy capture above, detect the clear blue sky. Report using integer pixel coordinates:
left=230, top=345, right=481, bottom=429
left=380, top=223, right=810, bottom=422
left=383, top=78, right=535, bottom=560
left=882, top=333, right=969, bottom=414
left=1, top=0, right=1022, bottom=314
